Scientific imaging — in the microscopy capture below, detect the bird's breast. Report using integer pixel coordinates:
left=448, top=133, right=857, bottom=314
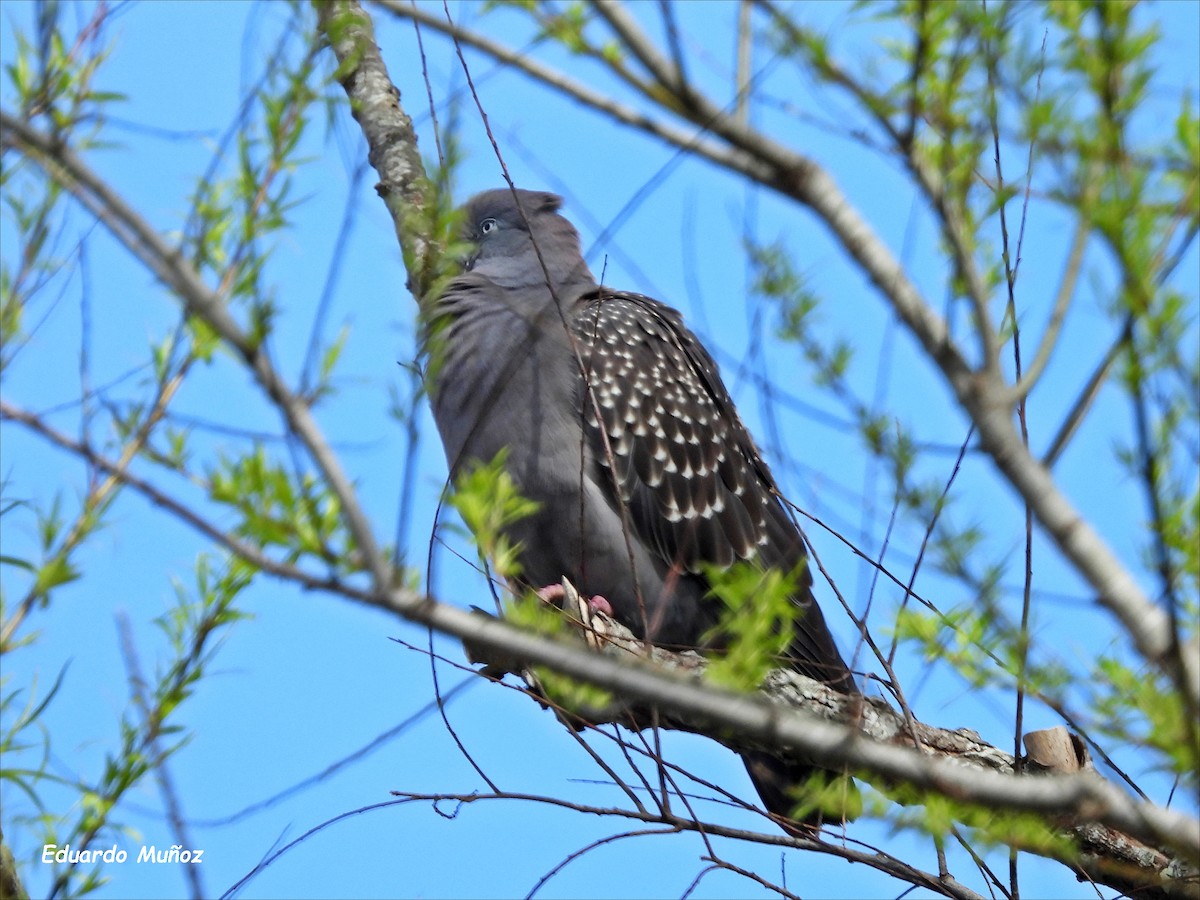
left=428, top=299, right=583, bottom=488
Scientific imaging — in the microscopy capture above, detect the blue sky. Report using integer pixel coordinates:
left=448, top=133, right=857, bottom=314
left=1, top=1, right=1197, bottom=898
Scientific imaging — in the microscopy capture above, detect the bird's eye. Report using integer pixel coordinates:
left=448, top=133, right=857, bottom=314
left=479, top=218, right=498, bottom=235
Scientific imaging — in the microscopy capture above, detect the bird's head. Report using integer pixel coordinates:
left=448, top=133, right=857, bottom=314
left=459, top=188, right=596, bottom=294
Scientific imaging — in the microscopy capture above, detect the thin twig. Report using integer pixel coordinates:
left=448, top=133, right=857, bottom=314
left=1041, top=316, right=1131, bottom=468
left=116, top=614, right=205, bottom=900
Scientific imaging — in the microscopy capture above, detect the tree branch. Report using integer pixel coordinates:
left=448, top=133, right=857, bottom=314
left=0, top=824, right=28, bottom=900
left=316, top=0, right=440, bottom=297
left=373, top=0, right=777, bottom=186
left=0, top=399, right=361, bottom=598
left=7, top=388, right=1200, bottom=895
left=1006, top=175, right=1096, bottom=403
left=386, top=790, right=986, bottom=900
left=498, top=585, right=1198, bottom=899
left=0, top=106, right=393, bottom=596
left=7, top=396, right=1198, bottom=894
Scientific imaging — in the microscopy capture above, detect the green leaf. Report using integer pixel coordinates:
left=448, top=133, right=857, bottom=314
left=447, top=450, right=539, bottom=579
left=702, top=562, right=801, bottom=690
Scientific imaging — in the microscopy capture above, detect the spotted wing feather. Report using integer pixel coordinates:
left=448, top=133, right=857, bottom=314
left=571, top=290, right=855, bottom=690
left=573, top=291, right=775, bottom=571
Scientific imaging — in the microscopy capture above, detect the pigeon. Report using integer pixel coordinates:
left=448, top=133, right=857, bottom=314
left=425, top=187, right=858, bottom=832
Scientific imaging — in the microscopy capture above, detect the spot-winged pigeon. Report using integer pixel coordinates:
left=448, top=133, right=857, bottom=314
left=426, top=187, right=858, bottom=832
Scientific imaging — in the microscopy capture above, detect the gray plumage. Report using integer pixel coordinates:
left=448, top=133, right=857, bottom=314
left=426, top=188, right=857, bottom=829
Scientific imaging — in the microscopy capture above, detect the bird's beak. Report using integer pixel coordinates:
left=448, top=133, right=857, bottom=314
left=460, top=249, right=479, bottom=272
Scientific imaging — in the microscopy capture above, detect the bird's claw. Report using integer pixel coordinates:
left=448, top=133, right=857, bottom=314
left=536, top=583, right=613, bottom=618
left=586, top=594, right=613, bottom=616
left=534, top=580, right=615, bottom=651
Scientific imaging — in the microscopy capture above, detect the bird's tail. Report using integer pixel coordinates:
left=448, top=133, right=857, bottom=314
left=741, top=751, right=861, bottom=836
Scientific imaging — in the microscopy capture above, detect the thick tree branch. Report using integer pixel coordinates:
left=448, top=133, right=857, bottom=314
left=497, top=587, right=1197, bottom=899
left=0, top=825, right=27, bottom=900
left=315, top=0, right=441, bottom=297
left=20, top=341, right=1199, bottom=894
left=7, top=396, right=1197, bottom=899
left=8, top=338, right=1200, bottom=891
left=7, top=391, right=1200, bottom=899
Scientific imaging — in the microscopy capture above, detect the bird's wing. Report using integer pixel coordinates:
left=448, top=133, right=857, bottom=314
left=572, top=290, right=777, bottom=572
left=570, top=289, right=855, bottom=687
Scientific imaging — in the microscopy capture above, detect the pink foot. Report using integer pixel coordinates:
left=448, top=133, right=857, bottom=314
left=536, top=584, right=565, bottom=604
left=588, top=594, right=614, bottom=617
left=534, top=584, right=612, bottom=617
